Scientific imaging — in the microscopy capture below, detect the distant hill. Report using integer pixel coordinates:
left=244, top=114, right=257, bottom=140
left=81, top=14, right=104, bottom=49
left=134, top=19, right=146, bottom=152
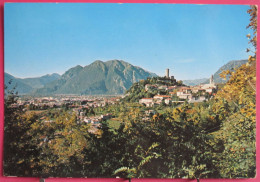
left=4, top=73, right=33, bottom=94
left=4, top=73, right=61, bottom=94
left=22, top=73, right=61, bottom=89
left=35, top=60, right=157, bottom=95
left=205, top=59, right=248, bottom=84
left=183, top=60, right=248, bottom=86
left=183, top=78, right=208, bottom=86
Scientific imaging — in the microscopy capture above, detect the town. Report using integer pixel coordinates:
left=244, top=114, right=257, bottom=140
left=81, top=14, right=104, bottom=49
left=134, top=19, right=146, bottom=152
left=11, top=68, right=218, bottom=129
left=12, top=95, right=121, bottom=130
left=139, top=69, right=217, bottom=107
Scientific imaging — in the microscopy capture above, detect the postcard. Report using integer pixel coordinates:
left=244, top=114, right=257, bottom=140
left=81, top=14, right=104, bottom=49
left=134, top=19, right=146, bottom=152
left=3, top=3, right=257, bottom=180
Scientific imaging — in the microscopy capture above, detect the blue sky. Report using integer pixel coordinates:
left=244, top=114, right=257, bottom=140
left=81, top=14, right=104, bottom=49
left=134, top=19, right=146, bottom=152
left=4, top=3, right=252, bottom=80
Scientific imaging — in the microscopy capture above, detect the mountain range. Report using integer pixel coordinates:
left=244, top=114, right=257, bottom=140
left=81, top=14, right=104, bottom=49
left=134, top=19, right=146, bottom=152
left=182, top=59, right=247, bottom=86
left=5, top=60, right=157, bottom=95
left=4, top=72, right=61, bottom=94
left=5, top=59, right=248, bottom=95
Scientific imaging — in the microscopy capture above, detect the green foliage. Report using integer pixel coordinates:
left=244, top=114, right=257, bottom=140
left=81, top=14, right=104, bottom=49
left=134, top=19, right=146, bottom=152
left=4, top=82, right=40, bottom=176
left=114, top=142, right=161, bottom=178
left=213, top=56, right=256, bottom=177
left=210, top=5, right=257, bottom=178
left=122, top=76, right=179, bottom=103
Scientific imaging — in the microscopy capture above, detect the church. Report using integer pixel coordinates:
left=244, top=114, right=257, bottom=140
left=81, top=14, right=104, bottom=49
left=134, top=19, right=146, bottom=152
left=201, top=75, right=217, bottom=91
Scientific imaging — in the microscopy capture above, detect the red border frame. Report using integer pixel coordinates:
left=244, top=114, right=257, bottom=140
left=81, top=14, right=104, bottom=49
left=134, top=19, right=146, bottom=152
left=0, top=0, right=259, bottom=181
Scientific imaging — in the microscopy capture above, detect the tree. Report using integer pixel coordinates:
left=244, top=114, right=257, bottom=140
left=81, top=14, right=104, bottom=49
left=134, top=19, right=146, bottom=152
left=4, top=82, right=40, bottom=176
left=212, top=5, right=257, bottom=178
left=114, top=142, right=161, bottom=178
left=30, top=110, right=90, bottom=177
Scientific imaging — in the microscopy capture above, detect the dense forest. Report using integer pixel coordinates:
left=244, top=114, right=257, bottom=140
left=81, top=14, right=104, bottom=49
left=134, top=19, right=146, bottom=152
left=3, top=6, right=256, bottom=180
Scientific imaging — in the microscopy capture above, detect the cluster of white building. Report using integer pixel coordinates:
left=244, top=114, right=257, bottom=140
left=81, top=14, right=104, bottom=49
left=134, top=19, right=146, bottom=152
left=139, top=95, right=172, bottom=107
left=14, top=95, right=121, bottom=110
left=81, top=113, right=113, bottom=124
left=140, top=73, right=217, bottom=107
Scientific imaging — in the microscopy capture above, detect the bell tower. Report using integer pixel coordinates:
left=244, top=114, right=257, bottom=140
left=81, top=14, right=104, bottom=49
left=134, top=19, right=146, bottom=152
left=166, top=68, right=169, bottom=78
left=210, top=75, right=214, bottom=84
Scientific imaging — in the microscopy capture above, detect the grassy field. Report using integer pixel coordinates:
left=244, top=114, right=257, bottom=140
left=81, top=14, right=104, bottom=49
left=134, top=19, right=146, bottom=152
left=107, top=118, right=122, bottom=130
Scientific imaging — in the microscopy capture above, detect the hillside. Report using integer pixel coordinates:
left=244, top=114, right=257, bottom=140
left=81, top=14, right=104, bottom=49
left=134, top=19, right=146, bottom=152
left=4, top=73, right=61, bottom=94
left=35, top=60, right=157, bottom=95
left=203, top=59, right=248, bottom=84
left=22, top=73, right=61, bottom=89
left=4, top=73, right=33, bottom=94
left=183, top=60, right=247, bottom=86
